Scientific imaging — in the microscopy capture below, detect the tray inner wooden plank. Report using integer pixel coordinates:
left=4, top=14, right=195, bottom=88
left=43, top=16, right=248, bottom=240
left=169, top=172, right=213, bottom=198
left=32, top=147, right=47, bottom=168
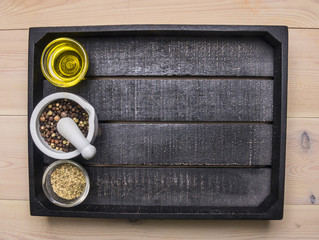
left=44, top=78, right=274, bottom=122
left=44, top=123, right=272, bottom=166
left=83, top=167, right=271, bottom=207
left=77, top=36, right=274, bottom=77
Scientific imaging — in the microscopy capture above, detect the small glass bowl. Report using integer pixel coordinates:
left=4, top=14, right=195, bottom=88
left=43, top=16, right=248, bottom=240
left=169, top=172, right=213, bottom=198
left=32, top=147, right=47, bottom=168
left=42, top=159, right=90, bottom=207
left=41, top=37, right=89, bottom=88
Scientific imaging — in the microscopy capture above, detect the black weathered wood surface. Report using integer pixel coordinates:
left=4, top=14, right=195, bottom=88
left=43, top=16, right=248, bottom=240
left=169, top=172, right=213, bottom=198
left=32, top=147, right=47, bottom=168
left=84, top=167, right=271, bottom=207
left=44, top=78, right=274, bottom=122
left=78, top=36, right=274, bottom=77
left=29, top=25, right=288, bottom=219
left=44, top=123, right=272, bottom=166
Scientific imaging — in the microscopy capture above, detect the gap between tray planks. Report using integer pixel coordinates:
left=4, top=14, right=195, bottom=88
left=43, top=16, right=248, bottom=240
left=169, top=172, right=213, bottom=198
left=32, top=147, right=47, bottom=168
left=0, top=28, right=319, bottom=117
left=0, top=201, right=318, bottom=240
left=0, top=0, right=319, bottom=29
left=0, top=116, right=318, bottom=205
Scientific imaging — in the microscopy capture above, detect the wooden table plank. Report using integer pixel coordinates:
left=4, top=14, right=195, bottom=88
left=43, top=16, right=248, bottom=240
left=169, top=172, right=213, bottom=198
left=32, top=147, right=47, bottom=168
left=285, top=118, right=319, bottom=205
left=0, top=117, right=28, bottom=200
left=1, top=116, right=318, bottom=205
left=0, top=201, right=318, bottom=240
left=0, top=71, right=27, bottom=115
left=0, top=30, right=28, bottom=54
left=288, top=29, right=319, bottom=118
left=0, top=0, right=319, bottom=29
left=1, top=28, right=318, bottom=117
left=0, top=30, right=27, bottom=115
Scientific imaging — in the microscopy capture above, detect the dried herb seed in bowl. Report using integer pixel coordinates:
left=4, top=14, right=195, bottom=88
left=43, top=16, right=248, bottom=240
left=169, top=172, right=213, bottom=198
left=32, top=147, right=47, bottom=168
left=50, top=163, right=86, bottom=200
left=39, top=98, right=89, bottom=152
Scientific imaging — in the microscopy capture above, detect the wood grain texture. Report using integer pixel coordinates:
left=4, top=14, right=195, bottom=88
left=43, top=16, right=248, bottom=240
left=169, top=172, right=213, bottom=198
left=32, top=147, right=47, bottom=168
left=0, top=117, right=28, bottom=200
left=82, top=167, right=271, bottom=207
left=0, top=0, right=319, bottom=29
left=288, top=29, right=319, bottom=118
left=0, top=116, right=318, bottom=205
left=79, top=36, right=274, bottom=77
left=44, top=78, right=274, bottom=122
left=0, top=201, right=319, bottom=240
left=0, top=30, right=27, bottom=115
left=285, top=118, right=319, bottom=205
left=1, top=28, right=319, bottom=117
left=0, top=30, right=28, bottom=54
left=43, top=123, right=273, bottom=166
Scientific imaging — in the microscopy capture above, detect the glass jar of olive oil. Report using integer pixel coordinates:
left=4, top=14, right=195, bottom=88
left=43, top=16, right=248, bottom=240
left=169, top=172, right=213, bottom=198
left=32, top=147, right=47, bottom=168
left=41, top=38, right=88, bottom=88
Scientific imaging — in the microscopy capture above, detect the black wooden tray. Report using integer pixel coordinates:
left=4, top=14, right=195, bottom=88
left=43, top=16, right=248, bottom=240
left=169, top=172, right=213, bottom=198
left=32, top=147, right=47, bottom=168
left=28, top=25, right=288, bottom=219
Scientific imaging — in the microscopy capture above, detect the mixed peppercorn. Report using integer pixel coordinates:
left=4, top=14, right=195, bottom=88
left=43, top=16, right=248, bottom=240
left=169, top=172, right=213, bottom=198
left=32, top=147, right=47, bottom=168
left=39, top=99, right=89, bottom=152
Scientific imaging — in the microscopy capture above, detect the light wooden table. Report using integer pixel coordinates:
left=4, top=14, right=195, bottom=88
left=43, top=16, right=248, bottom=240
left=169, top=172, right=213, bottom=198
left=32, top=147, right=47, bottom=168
left=1, top=0, right=319, bottom=239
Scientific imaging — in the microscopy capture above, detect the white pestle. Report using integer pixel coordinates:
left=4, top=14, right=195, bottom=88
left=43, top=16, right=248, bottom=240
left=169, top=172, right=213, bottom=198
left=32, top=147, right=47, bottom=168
left=57, top=117, right=96, bottom=160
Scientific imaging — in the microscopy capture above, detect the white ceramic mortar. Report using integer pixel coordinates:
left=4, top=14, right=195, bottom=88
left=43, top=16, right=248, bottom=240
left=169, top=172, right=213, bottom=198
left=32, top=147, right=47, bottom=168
left=30, top=92, right=98, bottom=159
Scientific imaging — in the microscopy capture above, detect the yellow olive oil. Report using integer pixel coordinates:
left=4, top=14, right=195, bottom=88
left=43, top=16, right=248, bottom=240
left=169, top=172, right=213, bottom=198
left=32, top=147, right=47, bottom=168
left=41, top=38, right=88, bottom=88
